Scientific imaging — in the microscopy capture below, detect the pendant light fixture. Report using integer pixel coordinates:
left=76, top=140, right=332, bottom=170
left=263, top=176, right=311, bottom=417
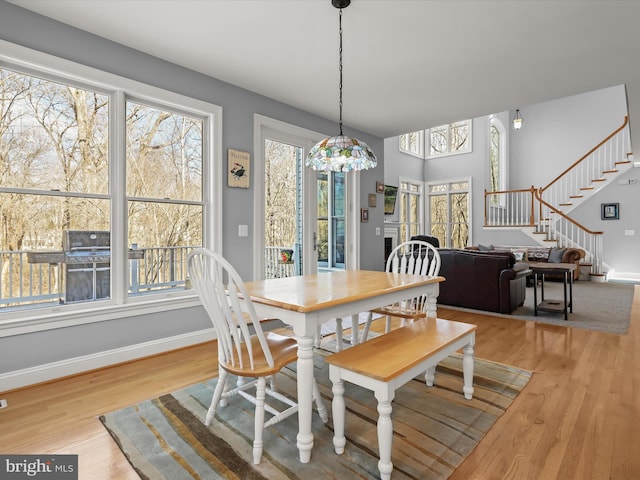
left=512, top=109, right=524, bottom=130
left=306, top=0, right=377, bottom=172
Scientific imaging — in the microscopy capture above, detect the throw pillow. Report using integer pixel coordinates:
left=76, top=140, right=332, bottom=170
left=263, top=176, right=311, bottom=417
left=527, top=247, right=551, bottom=261
left=510, top=248, right=527, bottom=262
left=478, top=244, right=494, bottom=252
left=548, top=248, right=566, bottom=263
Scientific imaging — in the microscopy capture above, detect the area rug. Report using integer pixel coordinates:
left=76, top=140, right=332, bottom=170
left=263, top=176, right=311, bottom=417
left=440, top=280, right=635, bottom=335
left=100, top=350, right=531, bottom=480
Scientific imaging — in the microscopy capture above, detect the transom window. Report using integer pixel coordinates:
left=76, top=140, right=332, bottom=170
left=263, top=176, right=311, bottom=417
left=398, top=130, right=424, bottom=158
left=427, top=120, right=472, bottom=158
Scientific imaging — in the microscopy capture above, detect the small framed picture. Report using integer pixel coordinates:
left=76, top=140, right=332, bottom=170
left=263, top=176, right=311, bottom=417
left=376, top=181, right=385, bottom=194
left=601, top=203, right=619, bottom=220
left=361, top=208, right=369, bottom=223
left=368, top=193, right=377, bottom=207
left=228, top=149, right=250, bottom=188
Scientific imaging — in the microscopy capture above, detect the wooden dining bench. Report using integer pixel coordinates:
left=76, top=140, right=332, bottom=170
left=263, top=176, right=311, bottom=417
left=325, top=317, right=477, bottom=480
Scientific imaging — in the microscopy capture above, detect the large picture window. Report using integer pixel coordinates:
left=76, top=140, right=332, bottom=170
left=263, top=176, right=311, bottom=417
left=427, top=179, right=471, bottom=248
left=0, top=43, right=220, bottom=327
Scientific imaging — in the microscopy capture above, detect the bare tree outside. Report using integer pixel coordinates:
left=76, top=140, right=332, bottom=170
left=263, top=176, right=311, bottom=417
left=264, top=139, right=297, bottom=248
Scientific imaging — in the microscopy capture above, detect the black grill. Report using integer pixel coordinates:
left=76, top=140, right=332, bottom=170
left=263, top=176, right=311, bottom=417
left=61, top=230, right=111, bottom=303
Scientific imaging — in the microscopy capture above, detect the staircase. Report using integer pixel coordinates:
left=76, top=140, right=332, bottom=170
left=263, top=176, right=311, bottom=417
left=484, top=116, right=633, bottom=280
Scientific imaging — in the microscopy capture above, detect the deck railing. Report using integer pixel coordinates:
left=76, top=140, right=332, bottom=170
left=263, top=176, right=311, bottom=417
left=1, top=245, right=295, bottom=309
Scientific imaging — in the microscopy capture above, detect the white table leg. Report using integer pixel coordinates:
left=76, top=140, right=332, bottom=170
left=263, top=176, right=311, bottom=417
left=462, top=340, right=475, bottom=400
left=295, top=334, right=315, bottom=463
left=375, top=389, right=395, bottom=480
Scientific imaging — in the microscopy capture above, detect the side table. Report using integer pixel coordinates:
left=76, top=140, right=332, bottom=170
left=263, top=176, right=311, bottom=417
left=528, top=262, right=577, bottom=320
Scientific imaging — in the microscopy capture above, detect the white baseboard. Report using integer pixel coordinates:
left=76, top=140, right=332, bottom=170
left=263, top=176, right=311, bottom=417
left=0, top=328, right=216, bottom=392
left=607, top=272, right=640, bottom=283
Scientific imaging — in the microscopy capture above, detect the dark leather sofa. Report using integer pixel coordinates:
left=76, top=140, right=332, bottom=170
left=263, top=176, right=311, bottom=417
left=437, top=249, right=531, bottom=314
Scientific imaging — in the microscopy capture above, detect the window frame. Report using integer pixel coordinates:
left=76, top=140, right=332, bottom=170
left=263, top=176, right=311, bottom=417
left=397, top=177, right=424, bottom=244
left=0, top=39, right=222, bottom=335
left=426, top=120, right=473, bottom=159
left=398, top=130, right=425, bottom=159
left=489, top=116, right=507, bottom=206
left=426, top=177, right=472, bottom=248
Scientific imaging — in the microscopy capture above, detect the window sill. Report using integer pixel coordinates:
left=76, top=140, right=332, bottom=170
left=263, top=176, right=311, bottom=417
left=0, top=293, right=201, bottom=338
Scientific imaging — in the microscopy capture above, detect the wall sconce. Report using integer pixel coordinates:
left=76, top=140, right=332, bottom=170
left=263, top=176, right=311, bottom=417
left=513, top=109, right=523, bottom=130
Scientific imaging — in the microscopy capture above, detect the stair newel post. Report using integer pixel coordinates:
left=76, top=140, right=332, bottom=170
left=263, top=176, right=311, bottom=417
left=529, top=186, right=536, bottom=227
left=484, top=189, right=488, bottom=226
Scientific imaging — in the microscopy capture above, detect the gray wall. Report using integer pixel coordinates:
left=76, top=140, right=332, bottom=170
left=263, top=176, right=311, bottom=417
left=0, top=1, right=384, bottom=379
left=383, top=85, right=639, bottom=276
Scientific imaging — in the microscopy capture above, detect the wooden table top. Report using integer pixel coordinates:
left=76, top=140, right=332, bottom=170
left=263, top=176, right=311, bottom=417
left=245, top=270, right=444, bottom=314
left=527, top=262, right=577, bottom=272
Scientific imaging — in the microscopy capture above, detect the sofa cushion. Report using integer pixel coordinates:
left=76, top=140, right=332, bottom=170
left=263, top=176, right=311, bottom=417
left=548, top=247, right=566, bottom=263
left=478, top=243, right=494, bottom=252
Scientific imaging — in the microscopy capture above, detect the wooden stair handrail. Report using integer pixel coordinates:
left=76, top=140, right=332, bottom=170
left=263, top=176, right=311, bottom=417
left=535, top=189, right=603, bottom=236
left=540, top=116, right=629, bottom=194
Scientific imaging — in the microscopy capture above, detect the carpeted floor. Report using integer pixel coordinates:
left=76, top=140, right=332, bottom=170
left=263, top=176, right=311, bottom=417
left=101, top=350, right=531, bottom=480
left=440, top=280, right=634, bottom=335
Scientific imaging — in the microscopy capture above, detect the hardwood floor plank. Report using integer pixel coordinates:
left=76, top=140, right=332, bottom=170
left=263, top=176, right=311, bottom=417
left=1, top=285, right=638, bottom=479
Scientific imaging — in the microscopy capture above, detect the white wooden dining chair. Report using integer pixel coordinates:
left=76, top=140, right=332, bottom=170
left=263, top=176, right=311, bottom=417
left=187, top=248, right=328, bottom=464
left=359, top=240, right=441, bottom=341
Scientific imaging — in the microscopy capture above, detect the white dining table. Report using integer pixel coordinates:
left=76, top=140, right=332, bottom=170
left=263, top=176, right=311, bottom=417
left=244, top=269, right=444, bottom=463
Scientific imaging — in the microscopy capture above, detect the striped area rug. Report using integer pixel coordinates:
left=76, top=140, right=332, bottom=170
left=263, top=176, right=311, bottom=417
left=100, top=351, right=531, bottom=480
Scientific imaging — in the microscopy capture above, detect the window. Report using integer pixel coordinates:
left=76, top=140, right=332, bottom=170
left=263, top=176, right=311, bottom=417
left=427, top=120, right=472, bottom=158
left=126, top=101, right=204, bottom=295
left=399, top=130, right=424, bottom=158
left=489, top=117, right=506, bottom=204
left=398, top=178, right=423, bottom=244
left=0, top=42, right=220, bottom=325
left=427, top=179, right=471, bottom=248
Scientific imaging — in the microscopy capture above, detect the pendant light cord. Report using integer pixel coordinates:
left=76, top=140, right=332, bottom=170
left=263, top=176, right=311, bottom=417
left=338, top=7, right=343, bottom=136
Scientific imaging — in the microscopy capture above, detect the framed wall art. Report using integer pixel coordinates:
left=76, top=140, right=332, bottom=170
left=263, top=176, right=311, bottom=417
left=601, top=203, right=619, bottom=220
left=376, top=181, right=385, bottom=194
left=361, top=208, right=369, bottom=223
left=368, top=193, right=377, bottom=207
left=228, top=149, right=250, bottom=188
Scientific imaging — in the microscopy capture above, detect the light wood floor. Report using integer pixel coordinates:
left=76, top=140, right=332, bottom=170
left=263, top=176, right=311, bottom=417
left=1, top=285, right=639, bottom=480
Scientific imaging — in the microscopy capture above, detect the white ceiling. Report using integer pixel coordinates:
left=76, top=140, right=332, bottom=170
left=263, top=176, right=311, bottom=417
left=8, top=0, right=640, bottom=139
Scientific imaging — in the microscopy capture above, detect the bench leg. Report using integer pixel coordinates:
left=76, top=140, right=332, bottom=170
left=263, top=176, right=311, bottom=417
left=462, top=342, right=475, bottom=400
left=375, top=392, right=394, bottom=480
left=331, top=376, right=346, bottom=454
